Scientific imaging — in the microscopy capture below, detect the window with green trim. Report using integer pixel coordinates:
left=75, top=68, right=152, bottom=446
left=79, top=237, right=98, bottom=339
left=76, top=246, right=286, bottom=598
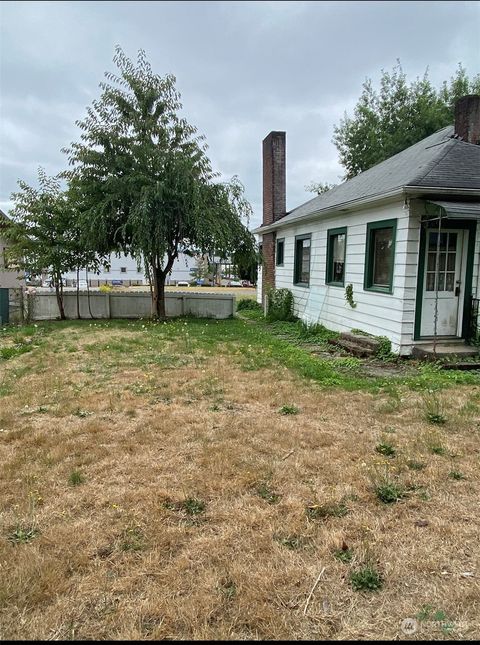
left=294, top=234, right=311, bottom=286
left=326, top=227, right=347, bottom=286
left=364, top=219, right=397, bottom=293
left=276, top=238, right=284, bottom=266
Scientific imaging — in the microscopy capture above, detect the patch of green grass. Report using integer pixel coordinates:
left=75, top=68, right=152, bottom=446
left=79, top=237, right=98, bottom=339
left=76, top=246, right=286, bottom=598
left=182, top=498, right=206, bottom=516
left=375, top=442, right=396, bottom=457
left=334, top=548, right=353, bottom=563
left=407, top=460, right=426, bottom=471
left=0, top=343, right=34, bottom=361
left=448, top=470, right=466, bottom=480
left=7, top=525, right=39, bottom=545
left=278, top=404, right=299, bottom=415
left=306, top=500, right=348, bottom=520
left=374, top=479, right=405, bottom=504
left=350, top=565, right=383, bottom=592
left=119, top=526, right=145, bottom=552
left=255, top=483, right=281, bottom=505
left=422, top=390, right=447, bottom=424
left=68, top=470, right=85, bottom=486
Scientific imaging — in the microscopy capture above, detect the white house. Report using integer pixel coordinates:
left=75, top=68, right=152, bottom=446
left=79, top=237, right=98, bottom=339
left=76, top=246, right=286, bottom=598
left=62, top=252, right=198, bottom=287
left=255, top=95, right=480, bottom=355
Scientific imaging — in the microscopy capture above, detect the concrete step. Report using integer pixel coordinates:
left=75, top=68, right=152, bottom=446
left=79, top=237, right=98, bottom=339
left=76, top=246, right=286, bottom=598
left=339, top=332, right=381, bottom=351
left=412, top=343, right=479, bottom=361
left=328, top=337, right=376, bottom=358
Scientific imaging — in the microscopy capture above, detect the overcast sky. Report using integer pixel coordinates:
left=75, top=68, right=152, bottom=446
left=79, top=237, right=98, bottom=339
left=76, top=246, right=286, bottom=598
left=1, top=0, right=479, bottom=229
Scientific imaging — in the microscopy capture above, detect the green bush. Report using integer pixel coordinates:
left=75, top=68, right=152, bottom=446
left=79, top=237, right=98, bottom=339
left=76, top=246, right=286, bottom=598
left=237, top=299, right=262, bottom=311
left=266, top=288, right=295, bottom=322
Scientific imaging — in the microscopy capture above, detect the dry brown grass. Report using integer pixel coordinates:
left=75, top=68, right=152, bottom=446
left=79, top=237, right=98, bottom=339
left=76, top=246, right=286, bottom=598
left=0, top=323, right=479, bottom=640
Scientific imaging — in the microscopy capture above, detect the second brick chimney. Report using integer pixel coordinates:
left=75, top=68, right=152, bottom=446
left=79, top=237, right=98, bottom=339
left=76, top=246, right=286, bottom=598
left=262, top=131, right=286, bottom=301
left=455, top=94, right=480, bottom=144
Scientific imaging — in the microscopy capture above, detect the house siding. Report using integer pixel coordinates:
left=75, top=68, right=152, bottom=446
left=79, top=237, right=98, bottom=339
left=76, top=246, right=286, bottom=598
left=271, top=199, right=414, bottom=354
left=0, top=234, right=24, bottom=289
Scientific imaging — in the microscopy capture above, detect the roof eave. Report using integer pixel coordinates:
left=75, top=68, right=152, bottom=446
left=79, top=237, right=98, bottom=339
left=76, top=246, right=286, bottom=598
left=404, top=185, right=480, bottom=197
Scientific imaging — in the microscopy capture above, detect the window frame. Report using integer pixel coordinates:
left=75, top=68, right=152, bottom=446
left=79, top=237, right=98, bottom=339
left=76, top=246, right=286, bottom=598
left=326, top=226, right=347, bottom=287
left=293, top=234, right=311, bottom=287
left=276, top=238, right=285, bottom=267
left=120, top=267, right=127, bottom=274
left=364, top=219, right=397, bottom=294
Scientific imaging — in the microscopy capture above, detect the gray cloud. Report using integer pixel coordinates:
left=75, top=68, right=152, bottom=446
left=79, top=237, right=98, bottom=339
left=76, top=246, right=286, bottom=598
left=1, top=0, right=479, bottom=228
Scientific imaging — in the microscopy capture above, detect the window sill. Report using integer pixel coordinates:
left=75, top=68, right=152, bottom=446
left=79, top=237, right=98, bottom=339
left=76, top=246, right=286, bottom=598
left=364, top=285, right=393, bottom=295
left=294, top=282, right=310, bottom=288
left=326, top=281, right=345, bottom=288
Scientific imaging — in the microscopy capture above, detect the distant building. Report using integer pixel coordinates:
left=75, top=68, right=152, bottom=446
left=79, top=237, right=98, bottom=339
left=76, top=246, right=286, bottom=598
left=62, top=251, right=198, bottom=287
left=0, top=209, right=24, bottom=289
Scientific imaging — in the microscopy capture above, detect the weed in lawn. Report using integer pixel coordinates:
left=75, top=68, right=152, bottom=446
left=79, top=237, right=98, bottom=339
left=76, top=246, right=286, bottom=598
left=74, top=409, right=91, bottom=418
left=350, top=565, right=383, bottom=591
left=306, top=500, right=348, bottom=519
left=334, top=548, right=353, bottom=563
left=422, top=390, right=447, bottom=424
left=424, top=433, right=447, bottom=456
left=407, top=460, right=427, bottom=471
left=416, top=606, right=455, bottom=636
left=448, top=470, right=466, bottom=480
left=370, top=466, right=405, bottom=504
left=255, top=482, right=281, bottom=505
left=217, top=578, right=237, bottom=600
left=375, top=442, right=396, bottom=457
left=119, top=526, right=146, bottom=552
left=279, top=404, right=299, bottom=415
left=182, top=498, right=206, bottom=516
left=7, top=525, right=39, bottom=545
left=431, top=445, right=446, bottom=455
left=68, top=470, right=85, bottom=486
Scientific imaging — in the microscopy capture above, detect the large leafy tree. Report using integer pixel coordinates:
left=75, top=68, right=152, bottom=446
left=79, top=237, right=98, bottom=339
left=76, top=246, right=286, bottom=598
left=65, top=47, right=255, bottom=319
left=6, top=169, right=79, bottom=319
left=332, top=63, right=480, bottom=179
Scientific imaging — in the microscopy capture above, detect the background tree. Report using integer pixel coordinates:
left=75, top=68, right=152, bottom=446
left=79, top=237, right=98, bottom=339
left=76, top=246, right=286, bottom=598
left=65, top=47, right=256, bottom=319
left=305, top=181, right=337, bottom=196
left=6, top=169, right=76, bottom=320
left=332, top=62, right=480, bottom=179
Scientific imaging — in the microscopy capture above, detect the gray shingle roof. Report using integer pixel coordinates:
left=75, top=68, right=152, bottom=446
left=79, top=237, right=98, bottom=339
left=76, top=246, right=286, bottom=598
left=258, top=126, right=480, bottom=230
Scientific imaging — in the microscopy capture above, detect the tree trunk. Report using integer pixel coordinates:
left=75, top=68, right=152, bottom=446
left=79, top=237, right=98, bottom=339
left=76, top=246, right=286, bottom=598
left=55, top=275, right=66, bottom=320
left=152, top=265, right=166, bottom=320
left=151, top=253, right=176, bottom=320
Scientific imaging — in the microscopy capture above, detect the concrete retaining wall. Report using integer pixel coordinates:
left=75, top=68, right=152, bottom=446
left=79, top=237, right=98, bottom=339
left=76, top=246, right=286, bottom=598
left=31, top=291, right=235, bottom=320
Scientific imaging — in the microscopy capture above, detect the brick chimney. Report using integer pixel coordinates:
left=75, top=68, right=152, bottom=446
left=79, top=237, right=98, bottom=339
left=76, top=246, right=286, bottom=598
left=262, top=131, right=286, bottom=301
left=455, top=95, right=480, bottom=144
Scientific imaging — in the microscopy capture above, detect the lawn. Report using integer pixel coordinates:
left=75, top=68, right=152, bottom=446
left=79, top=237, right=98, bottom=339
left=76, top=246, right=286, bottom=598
left=0, top=318, right=479, bottom=639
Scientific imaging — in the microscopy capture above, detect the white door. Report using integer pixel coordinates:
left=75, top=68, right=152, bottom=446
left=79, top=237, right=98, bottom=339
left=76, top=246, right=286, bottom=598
left=420, top=229, right=467, bottom=337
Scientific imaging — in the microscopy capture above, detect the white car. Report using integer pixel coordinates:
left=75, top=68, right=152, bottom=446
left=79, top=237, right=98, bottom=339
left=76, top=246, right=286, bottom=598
left=176, top=280, right=189, bottom=287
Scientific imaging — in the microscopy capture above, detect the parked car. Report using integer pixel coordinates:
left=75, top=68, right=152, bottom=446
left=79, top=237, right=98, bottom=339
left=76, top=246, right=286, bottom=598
left=226, top=279, right=243, bottom=287
left=176, top=280, right=189, bottom=287
left=241, top=280, right=254, bottom=287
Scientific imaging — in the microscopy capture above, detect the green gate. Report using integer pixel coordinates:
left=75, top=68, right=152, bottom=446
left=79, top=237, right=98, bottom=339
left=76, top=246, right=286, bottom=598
left=0, top=288, right=9, bottom=324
